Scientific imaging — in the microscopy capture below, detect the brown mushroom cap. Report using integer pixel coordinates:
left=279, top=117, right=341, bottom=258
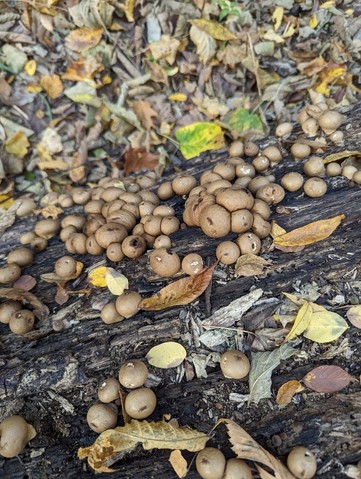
left=34, top=218, right=60, bottom=239
left=0, top=300, right=22, bottom=324
left=231, top=209, right=253, bottom=234
left=235, top=163, right=256, bottom=179
left=86, top=403, right=118, bottom=433
left=95, top=223, right=128, bottom=249
left=121, top=235, right=147, bottom=258
left=30, top=236, right=48, bottom=252
left=223, top=458, right=253, bottom=479
left=0, top=415, right=36, bottom=458
left=252, top=155, right=270, bottom=172
left=16, top=198, right=36, bottom=218
left=86, top=235, right=104, bottom=255
left=236, top=232, right=262, bottom=255
left=229, top=140, right=244, bottom=157
left=153, top=235, right=172, bottom=249
left=7, top=248, right=33, bottom=268
left=216, top=187, right=254, bottom=212
left=9, top=310, right=35, bottom=335
left=216, top=241, right=240, bottom=265
left=115, top=291, right=142, bottom=318
left=172, top=175, right=197, bottom=195
left=119, top=360, right=148, bottom=389
left=291, top=143, right=311, bottom=160
left=220, top=349, right=250, bottom=379
left=199, top=204, right=231, bottom=238
left=251, top=199, right=271, bottom=220
left=54, top=256, right=77, bottom=278
left=281, top=172, right=304, bottom=192
left=342, top=165, right=358, bottom=180
left=318, top=110, right=343, bottom=135
left=326, top=162, right=341, bottom=177
left=124, top=387, right=157, bottom=419
left=262, top=145, right=282, bottom=164
left=196, top=447, right=226, bottom=479
left=100, top=302, right=124, bottom=324
left=252, top=213, right=271, bottom=239
left=157, top=181, right=175, bottom=200
left=256, top=183, right=285, bottom=205
left=72, top=187, right=91, bottom=205
left=160, top=216, right=180, bottom=236
left=247, top=176, right=270, bottom=195
left=181, top=253, right=204, bottom=275
left=106, top=242, right=125, bottom=262
left=20, top=231, right=37, bottom=245
left=353, top=170, right=361, bottom=185
left=138, top=190, right=160, bottom=205
left=143, top=215, right=162, bottom=236
left=83, top=214, right=106, bottom=236
left=244, top=141, right=259, bottom=157
left=213, top=163, right=236, bottom=181
left=60, top=225, right=77, bottom=243
left=149, top=248, right=181, bottom=277
left=287, top=446, right=317, bottom=479
left=275, top=122, right=293, bottom=137
left=61, top=214, right=86, bottom=230
left=98, top=378, right=121, bottom=403
left=303, top=177, right=327, bottom=198
left=303, top=157, right=325, bottom=177
left=0, top=264, right=22, bottom=285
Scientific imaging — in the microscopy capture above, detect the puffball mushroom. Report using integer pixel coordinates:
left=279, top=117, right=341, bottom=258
left=220, top=350, right=250, bottom=379
left=119, top=360, right=148, bottom=389
left=318, top=110, right=343, bottom=135
left=196, top=447, right=226, bottom=479
left=124, top=387, right=157, bottom=419
left=223, top=458, right=253, bottom=479
left=86, top=403, right=118, bottom=433
left=0, top=415, right=36, bottom=458
left=98, top=378, right=121, bottom=403
left=287, top=446, right=317, bottom=479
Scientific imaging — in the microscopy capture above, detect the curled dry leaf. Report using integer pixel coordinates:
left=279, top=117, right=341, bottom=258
left=285, top=301, right=313, bottom=341
left=223, top=419, right=296, bottom=479
left=346, top=305, right=361, bottom=329
left=0, top=288, right=49, bottom=320
left=235, top=253, right=269, bottom=277
left=41, top=261, right=84, bottom=284
left=169, top=450, right=188, bottom=479
left=146, top=342, right=187, bottom=369
left=139, top=263, right=216, bottom=311
left=13, top=275, right=37, bottom=291
left=276, top=380, right=304, bottom=407
left=303, top=365, right=353, bottom=393
left=274, top=214, right=345, bottom=249
left=78, top=420, right=208, bottom=472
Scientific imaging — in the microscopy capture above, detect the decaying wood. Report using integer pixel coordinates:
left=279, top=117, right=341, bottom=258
left=0, top=103, right=360, bottom=478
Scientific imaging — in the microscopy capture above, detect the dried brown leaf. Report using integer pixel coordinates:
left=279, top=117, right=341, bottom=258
left=124, top=147, right=159, bottom=176
left=139, top=263, right=216, bottom=311
left=13, top=275, right=37, bottom=291
left=0, top=288, right=49, bottom=320
left=235, top=254, right=269, bottom=277
left=274, top=214, right=345, bottom=248
left=303, top=365, right=353, bottom=393
left=78, top=420, right=208, bottom=472
left=133, top=100, right=158, bottom=130
left=40, top=74, right=64, bottom=99
left=41, top=261, right=83, bottom=284
left=276, top=380, right=304, bottom=407
left=65, top=27, right=103, bottom=52
left=224, top=419, right=296, bottom=478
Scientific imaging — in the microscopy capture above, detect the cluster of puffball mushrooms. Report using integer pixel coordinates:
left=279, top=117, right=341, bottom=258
left=0, top=104, right=358, bottom=474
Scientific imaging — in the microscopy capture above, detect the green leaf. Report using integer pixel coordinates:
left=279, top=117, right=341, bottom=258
left=175, top=122, right=225, bottom=160
left=249, top=343, right=297, bottom=404
left=303, top=311, right=349, bottom=343
left=221, top=107, right=263, bottom=134
left=64, top=82, right=102, bottom=107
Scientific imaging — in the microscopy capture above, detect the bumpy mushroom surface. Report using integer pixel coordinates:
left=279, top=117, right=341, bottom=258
left=149, top=248, right=181, bottom=277
left=0, top=415, right=36, bottom=458
left=199, top=204, right=231, bottom=238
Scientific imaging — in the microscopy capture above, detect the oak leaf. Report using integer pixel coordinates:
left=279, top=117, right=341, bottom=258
left=274, top=214, right=345, bottom=248
left=78, top=420, right=208, bottom=472
left=139, top=263, right=216, bottom=311
left=224, top=419, right=296, bottom=478
left=124, top=148, right=159, bottom=175
left=133, top=100, right=158, bottom=130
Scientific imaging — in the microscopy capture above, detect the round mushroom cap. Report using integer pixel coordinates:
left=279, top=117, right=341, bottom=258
left=196, top=447, right=226, bottom=479
left=216, top=241, right=240, bottom=265
left=216, top=187, right=254, bottom=212
left=303, top=177, right=327, bottom=197
left=98, top=378, right=121, bottom=403
left=181, top=253, right=204, bottom=275
left=223, top=458, right=253, bottom=479
left=0, top=415, right=37, bottom=458
left=220, top=350, right=250, bottom=379
left=119, top=359, right=148, bottom=389
left=86, top=403, right=118, bottom=433
left=124, top=387, right=157, bottom=419
left=287, top=446, right=317, bottom=479
left=115, top=291, right=142, bottom=318
left=199, top=204, right=231, bottom=238
left=149, top=248, right=181, bottom=277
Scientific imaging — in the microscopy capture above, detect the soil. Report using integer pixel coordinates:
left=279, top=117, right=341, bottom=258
left=0, top=103, right=361, bottom=479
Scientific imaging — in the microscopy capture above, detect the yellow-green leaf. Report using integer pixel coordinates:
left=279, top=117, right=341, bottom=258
left=5, top=131, right=30, bottom=158
left=309, top=14, right=318, bottom=28
left=346, top=305, right=361, bottom=329
left=274, top=214, right=345, bottom=247
left=272, top=6, right=283, bottom=32
left=175, top=122, right=225, bottom=159
left=146, top=342, right=187, bottom=369
left=221, top=107, right=263, bottom=135
left=303, top=311, right=349, bottom=343
left=285, top=301, right=313, bottom=341
left=323, top=150, right=361, bottom=164
left=64, top=82, right=101, bottom=107
left=25, top=59, right=37, bottom=76
left=190, top=19, right=237, bottom=41
left=88, top=266, right=107, bottom=287
left=105, top=268, right=129, bottom=295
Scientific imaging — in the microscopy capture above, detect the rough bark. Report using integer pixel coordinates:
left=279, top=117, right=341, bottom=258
left=0, top=102, right=361, bottom=479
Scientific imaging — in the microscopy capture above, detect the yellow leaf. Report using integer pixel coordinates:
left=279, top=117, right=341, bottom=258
left=25, top=60, right=37, bottom=76
left=124, top=0, right=135, bottom=21
left=139, top=263, right=216, bottom=311
left=316, top=66, right=346, bottom=96
left=270, top=221, right=287, bottom=239
left=65, top=27, right=103, bottom=52
left=88, top=266, right=108, bottom=287
left=78, top=420, right=208, bottom=472
left=146, top=342, right=187, bottom=369
left=5, top=131, right=30, bottom=158
left=309, top=14, right=318, bottom=29
left=175, top=122, right=225, bottom=160
left=38, top=159, right=69, bottom=170
left=190, top=19, right=237, bottom=41
left=27, top=84, right=43, bottom=93
left=272, top=6, right=283, bottom=32
left=320, top=0, right=335, bottom=8
left=282, top=292, right=304, bottom=307
left=303, top=311, right=349, bottom=343
left=0, top=194, right=14, bottom=210
left=274, top=214, right=345, bottom=247
left=323, top=150, right=361, bottom=164
left=285, top=301, right=313, bottom=341
left=283, top=23, right=296, bottom=38
left=169, top=450, right=187, bottom=478
left=276, top=380, right=304, bottom=406
left=105, top=268, right=129, bottom=295
left=40, top=74, right=64, bottom=99
left=263, top=29, right=285, bottom=44
left=169, top=93, right=187, bottom=102
left=346, top=305, right=361, bottom=329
